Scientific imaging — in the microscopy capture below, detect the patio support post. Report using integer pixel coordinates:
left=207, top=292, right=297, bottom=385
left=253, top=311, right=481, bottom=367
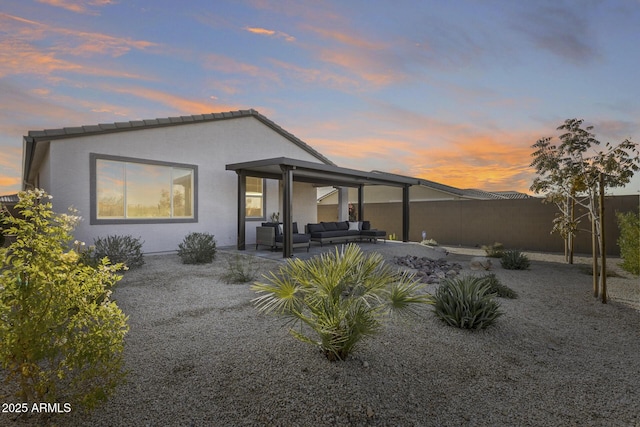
left=357, top=185, right=364, bottom=221
left=338, top=187, right=349, bottom=221
left=281, top=165, right=294, bottom=258
left=236, top=171, right=246, bottom=250
left=402, top=185, right=410, bottom=242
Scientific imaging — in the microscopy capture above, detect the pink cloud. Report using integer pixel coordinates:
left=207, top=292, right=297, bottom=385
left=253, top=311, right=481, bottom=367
left=269, top=59, right=360, bottom=90
left=295, top=113, right=539, bottom=193
left=0, top=13, right=158, bottom=79
left=36, top=0, right=117, bottom=15
left=0, top=146, right=22, bottom=195
left=202, top=54, right=280, bottom=83
left=244, top=26, right=296, bottom=42
left=103, top=85, right=240, bottom=115
left=300, top=25, right=406, bottom=86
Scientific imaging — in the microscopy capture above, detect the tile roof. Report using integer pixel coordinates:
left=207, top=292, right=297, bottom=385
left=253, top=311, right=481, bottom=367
left=24, top=108, right=334, bottom=166
left=351, top=170, right=530, bottom=200
left=489, top=191, right=532, bottom=200
left=0, top=194, right=19, bottom=204
left=23, top=109, right=335, bottom=188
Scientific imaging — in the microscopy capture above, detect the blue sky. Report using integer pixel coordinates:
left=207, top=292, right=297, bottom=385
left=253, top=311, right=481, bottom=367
left=1, top=0, right=639, bottom=196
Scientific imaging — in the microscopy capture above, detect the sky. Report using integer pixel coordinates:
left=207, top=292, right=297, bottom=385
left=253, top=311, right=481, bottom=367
left=1, top=0, right=639, bottom=196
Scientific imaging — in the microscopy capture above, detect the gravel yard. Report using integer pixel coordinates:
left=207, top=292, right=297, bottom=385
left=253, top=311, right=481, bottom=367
left=3, top=243, right=639, bottom=426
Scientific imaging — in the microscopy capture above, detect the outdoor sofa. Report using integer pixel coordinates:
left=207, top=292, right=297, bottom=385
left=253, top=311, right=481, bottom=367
left=305, top=221, right=386, bottom=246
left=256, top=222, right=311, bottom=252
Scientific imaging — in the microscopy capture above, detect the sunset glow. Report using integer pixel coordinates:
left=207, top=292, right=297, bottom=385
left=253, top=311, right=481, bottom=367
left=1, top=1, right=639, bottom=196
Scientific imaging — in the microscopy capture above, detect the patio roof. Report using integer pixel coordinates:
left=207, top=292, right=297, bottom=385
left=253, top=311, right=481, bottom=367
left=225, top=157, right=420, bottom=188
left=226, top=157, right=418, bottom=257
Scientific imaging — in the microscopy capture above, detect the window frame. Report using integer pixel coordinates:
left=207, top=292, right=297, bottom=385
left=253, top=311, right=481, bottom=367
left=90, top=153, right=198, bottom=225
left=245, top=176, right=266, bottom=221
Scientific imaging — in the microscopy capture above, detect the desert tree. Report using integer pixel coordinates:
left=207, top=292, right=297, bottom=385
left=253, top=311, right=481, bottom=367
left=530, top=119, right=639, bottom=302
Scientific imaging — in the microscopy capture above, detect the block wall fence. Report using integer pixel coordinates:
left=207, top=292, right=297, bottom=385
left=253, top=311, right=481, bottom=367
left=318, top=195, right=639, bottom=256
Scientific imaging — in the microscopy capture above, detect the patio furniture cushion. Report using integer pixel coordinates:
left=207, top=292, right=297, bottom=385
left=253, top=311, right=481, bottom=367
left=321, top=222, right=339, bottom=231
left=335, top=221, right=349, bottom=231
left=307, top=223, right=324, bottom=233
left=309, top=230, right=360, bottom=239
left=306, top=221, right=385, bottom=245
left=360, top=229, right=386, bottom=237
left=262, top=222, right=300, bottom=235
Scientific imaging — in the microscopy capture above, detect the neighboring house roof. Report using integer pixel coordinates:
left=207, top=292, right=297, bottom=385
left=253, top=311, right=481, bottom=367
left=23, top=109, right=334, bottom=188
left=372, top=170, right=530, bottom=200
left=0, top=194, right=19, bottom=204
left=489, top=190, right=532, bottom=200
left=318, top=170, right=531, bottom=202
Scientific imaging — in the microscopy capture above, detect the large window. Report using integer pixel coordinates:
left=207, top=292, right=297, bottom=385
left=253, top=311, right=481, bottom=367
left=91, top=154, right=197, bottom=224
left=246, top=177, right=265, bottom=219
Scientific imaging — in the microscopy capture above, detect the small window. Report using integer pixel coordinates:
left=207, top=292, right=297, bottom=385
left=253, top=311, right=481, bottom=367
left=91, top=154, right=197, bottom=224
left=246, top=177, right=265, bottom=219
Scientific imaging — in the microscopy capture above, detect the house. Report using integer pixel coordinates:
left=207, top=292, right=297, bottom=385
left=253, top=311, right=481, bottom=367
left=21, top=109, right=418, bottom=256
left=0, top=194, right=19, bottom=247
left=0, top=194, right=19, bottom=215
left=22, top=110, right=337, bottom=254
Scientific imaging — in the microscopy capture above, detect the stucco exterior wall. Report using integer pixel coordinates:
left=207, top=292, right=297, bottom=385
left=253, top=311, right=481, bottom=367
left=291, top=181, right=317, bottom=227
left=37, top=149, right=51, bottom=191
left=43, top=116, right=324, bottom=253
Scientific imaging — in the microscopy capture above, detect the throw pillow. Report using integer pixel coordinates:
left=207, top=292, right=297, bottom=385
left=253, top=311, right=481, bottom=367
left=348, top=221, right=360, bottom=231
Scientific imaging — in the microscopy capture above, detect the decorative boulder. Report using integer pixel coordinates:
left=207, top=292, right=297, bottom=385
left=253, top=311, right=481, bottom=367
left=470, top=257, right=492, bottom=271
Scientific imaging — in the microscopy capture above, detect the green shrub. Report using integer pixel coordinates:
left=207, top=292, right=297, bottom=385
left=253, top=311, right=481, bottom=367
left=481, top=273, right=518, bottom=299
left=482, top=242, right=505, bottom=258
left=500, top=250, right=530, bottom=270
left=93, top=234, right=145, bottom=269
left=252, top=244, right=432, bottom=361
left=221, top=254, right=258, bottom=283
left=420, top=238, right=438, bottom=246
left=178, top=232, right=217, bottom=264
left=616, top=211, right=640, bottom=275
left=0, top=189, right=128, bottom=410
left=433, top=276, right=503, bottom=329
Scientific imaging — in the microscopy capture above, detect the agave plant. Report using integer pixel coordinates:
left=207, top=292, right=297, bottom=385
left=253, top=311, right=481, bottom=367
left=433, top=276, right=503, bottom=330
left=252, top=244, right=432, bottom=361
left=500, top=250, right=530, bottom=270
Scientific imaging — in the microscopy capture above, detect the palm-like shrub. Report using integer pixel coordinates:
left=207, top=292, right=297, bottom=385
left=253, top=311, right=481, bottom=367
left=500, top=250, right=530, bottom=270
left=252, top=244, right=432, bottom=361
left=433, top=276, right=503, bottom=329
left=178, top=232, right=217, bottom=264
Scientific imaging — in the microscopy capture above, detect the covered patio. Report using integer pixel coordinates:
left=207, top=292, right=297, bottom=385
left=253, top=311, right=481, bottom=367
left=226, top=157, right=420, bottom=257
